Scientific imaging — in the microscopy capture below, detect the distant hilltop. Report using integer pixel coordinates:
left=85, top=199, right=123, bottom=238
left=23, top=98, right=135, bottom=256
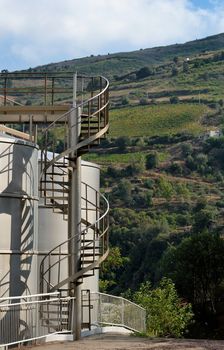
left=24, top=32, right=224, bottom=77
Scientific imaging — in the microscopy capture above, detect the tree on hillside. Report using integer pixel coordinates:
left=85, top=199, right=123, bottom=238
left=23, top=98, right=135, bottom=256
left=99, top=247, right=128, bottom=292
left=136, top=66, right=152, bottom=79
left=125, top=155, right=145, bottom=175
left=172, top=66, right=179, bottom=76
left=115, top=136, right=130, bottom=152
left=170, top=96, right=180, bottom=104
left=181, top=143, right=193, bottom=157
left=173, top=56, right=179, bottom=64
left=192, top=200, right=217, bottom=232
left=161, top=231, right=224, bottom=313
left=157, top=177, right=173, bottom=200
left=183, top=61, right=190, bottom=73
left=121, top=96, right=129, bottom=105
left=113, top=179, right=132, bottom=203
left=146, top=152, right=159, bottom=169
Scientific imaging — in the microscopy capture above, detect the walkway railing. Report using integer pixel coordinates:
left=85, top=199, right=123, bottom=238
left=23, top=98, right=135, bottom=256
left=90, top=292, right=146, bottom=333
left=0, top=291, right=146, bottom=347
left=0, top=292, right=74, bottom=348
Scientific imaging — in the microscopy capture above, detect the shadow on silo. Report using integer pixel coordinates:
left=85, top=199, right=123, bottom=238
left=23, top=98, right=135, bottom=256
left=0, top=143, right=36, bottom=344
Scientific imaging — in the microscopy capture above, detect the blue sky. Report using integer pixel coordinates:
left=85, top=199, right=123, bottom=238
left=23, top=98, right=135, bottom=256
left=1, top=0, right=224, bottom=71
left=192, top=0, right=215, bottom=8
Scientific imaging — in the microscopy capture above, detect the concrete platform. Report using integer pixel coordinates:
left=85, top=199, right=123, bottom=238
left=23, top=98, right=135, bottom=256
left=27, top=333, right=224, bottom=350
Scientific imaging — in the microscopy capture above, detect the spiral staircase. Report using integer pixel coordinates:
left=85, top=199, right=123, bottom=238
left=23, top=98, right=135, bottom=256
left=38, top=75, right=110, bottom=332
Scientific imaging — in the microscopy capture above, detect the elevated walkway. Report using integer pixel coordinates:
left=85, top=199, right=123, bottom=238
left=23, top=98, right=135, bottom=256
left=0, top=71, right=87, bottom=124
left=0, top=105, right=70, bottom=123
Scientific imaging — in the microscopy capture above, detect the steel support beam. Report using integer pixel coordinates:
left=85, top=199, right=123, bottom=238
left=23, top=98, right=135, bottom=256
left=69, top=74, right=82, bottom=340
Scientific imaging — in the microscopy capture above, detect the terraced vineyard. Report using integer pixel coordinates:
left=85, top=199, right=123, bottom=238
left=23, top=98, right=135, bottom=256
left=110, top=104, right=210, bottom=137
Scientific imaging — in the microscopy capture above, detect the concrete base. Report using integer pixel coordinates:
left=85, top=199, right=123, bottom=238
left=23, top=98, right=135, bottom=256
left=45, top=326, right=133, bottom=343
left=82, top=326, right=133, bottom=337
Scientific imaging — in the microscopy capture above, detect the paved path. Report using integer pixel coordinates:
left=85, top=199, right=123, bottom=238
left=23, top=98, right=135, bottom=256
left=28, top=334, right=224, bottom=350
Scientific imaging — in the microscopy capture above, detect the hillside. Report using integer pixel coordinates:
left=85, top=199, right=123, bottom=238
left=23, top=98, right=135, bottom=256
left=77, top=34, right=224, bottom=338
left=25, top=32, right=224, bottom=114
left=33, top=32, right=224, bottom=78
left=26, top=32, right=224, bottom=338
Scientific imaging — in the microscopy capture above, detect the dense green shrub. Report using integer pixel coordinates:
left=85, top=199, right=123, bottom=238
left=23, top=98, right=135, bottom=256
left=134, top=278, right=193, bottom=337
left=125, top=156, right=145, bottom=176
left=172, top=66, right=178, bottom=76
left=181, top=143, right=193, bottom=156
left=146, top=152, right=159, bottom=169
left=133, top=190, right=153, bottom=207
left=161, top=232, right=224, bottom=309
left=157, top=177, right=174, bottom=200
left=107, top=166, right=121, bottom=178
left=139, top=97, right=149, bottom=105
left=136, top=66, right=153, bottom=79
left=121, top=96, right=129, bottom=105
left=170, top=96, right=180, bottom=104
left=168, top=162, right=183, bottom=175
left=144, top=178, right=154, bottom=189
left=115, top=136, right=130, bottom=151
left=113, top=179, right=132, bottom=203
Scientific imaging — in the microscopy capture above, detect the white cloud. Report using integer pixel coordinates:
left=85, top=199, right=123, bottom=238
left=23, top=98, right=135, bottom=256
left=1, top=0, right=224, bottom=70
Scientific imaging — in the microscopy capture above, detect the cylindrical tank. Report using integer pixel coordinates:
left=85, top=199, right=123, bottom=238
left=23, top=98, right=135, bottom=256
left=0, top=133, right=39, bottom=298
left=0, top=133, right=39, bottom=344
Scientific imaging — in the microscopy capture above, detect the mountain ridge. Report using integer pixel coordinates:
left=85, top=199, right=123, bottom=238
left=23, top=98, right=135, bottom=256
left=33, top=32, right=224, bottom=77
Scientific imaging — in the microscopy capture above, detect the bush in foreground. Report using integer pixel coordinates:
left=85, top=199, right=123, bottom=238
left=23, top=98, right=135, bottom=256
left=133, top=278, right=194, bottom=338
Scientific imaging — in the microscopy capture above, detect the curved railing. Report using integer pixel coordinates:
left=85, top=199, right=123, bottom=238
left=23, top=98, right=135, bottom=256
left=39, top=75, right=109, bottom=295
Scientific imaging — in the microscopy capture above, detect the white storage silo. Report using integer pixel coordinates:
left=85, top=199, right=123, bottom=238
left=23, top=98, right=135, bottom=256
left=0, top=133, right=39, bottom=344
left=0, top=133, right=38, bottom=299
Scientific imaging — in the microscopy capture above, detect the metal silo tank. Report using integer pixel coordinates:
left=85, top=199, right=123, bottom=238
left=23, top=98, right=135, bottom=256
left=0, top=133, right=39, bottom=298
left=0, top=133, right=39, bottom=344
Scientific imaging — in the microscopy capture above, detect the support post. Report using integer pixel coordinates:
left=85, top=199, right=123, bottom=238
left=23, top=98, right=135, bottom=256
left=69, top=73, right=82, bottom=340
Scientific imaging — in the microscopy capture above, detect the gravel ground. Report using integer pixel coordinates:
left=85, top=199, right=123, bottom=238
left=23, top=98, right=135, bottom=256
left=29, top=334, right=224, bottom=350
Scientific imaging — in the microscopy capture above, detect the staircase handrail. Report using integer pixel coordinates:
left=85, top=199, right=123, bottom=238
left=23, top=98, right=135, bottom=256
left=43, top=75, right=109, bottom=131
left=40, top=181, right=109, bottom=292
left=40, top=75, right=109, bottom=179
left=41, top=182, right=109, bottom=261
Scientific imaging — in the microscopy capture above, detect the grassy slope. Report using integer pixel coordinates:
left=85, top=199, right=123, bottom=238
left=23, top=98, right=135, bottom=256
left=109, top=104, right=210, bottom=137
left=109, top=58, right=224, bottom=105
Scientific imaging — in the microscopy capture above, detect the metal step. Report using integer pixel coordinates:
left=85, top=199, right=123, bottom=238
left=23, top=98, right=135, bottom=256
left=82, top=246, right=99, bottom=250
left=81, top=260, right=95, bottom=265
left=81, top=253, right=100, bottom=257
left=81, top=115, right=99, bottom=120
left=47, top=196, right=69, bottom=200
left=81, top=126, right=100, bottom=131
left=44, top=188, right=69, bottom=194
left=41, top=180, right=69, bottom=186
left=41, top=318, right=68, bottom=324
left=44, top=172, right=68, bottom=176
left=81, top=120, right=100, bottom=124
left=82, top=273, right=94, bottom=277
